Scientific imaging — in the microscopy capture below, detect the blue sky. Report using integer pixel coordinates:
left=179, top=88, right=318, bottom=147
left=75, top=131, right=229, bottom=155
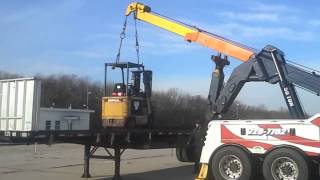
left=1, top=0, right=320, bottom=115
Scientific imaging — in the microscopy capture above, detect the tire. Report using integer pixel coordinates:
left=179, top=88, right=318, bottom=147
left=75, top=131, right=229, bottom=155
left=176, top=148, right=183, bottom=162
left=210, top=146, right=252, bottom=180
left=262, top=148, right=309, bottom=180
left=251, top=156, right=263, bottom=179
left=194, top=161, right=200, bottom=174
left=309, top=161, right=319, bottom=180
left=176, top=147, right=190, bottom=162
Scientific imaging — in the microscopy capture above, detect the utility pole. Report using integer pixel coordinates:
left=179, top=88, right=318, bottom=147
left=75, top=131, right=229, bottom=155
left=86, top=87, right=92, bottom=110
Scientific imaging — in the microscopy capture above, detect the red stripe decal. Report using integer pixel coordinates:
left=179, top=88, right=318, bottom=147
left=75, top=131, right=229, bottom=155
left=273, top=134, right=320, bottom=148
left=311, top=117, right=320, bottom=127
left=306, top=151, right=319, bottom=156
left=220, top=124, right=320, bottom=155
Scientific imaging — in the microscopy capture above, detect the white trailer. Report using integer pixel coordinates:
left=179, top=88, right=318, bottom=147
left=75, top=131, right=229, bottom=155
left=0, top=78, right=93, bottom=138
left=0, top=78, right=41, bottom=132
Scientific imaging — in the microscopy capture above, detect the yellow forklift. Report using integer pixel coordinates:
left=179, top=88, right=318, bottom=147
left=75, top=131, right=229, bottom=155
left=101, top=62, right=153, bottom=128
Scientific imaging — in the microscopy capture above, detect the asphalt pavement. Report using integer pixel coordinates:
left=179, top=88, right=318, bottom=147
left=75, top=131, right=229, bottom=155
left=0, top=144, right=194, bottom=180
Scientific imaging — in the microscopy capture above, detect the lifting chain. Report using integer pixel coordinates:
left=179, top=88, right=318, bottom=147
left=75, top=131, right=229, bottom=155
left=115, top=16, right=128, bottom=64
left=134, top=12, right=141, bottom=66
left=114, top=14, right=142, bottom=66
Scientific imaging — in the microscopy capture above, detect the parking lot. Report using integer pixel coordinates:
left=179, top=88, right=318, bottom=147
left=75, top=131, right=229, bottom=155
left=0, top=144, right=194, bottom=180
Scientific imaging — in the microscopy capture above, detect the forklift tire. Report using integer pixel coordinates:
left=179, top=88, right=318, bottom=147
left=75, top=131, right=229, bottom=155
left=262, top=148, right=309, bottom=180
left=210, top=146, right=252, bottom=180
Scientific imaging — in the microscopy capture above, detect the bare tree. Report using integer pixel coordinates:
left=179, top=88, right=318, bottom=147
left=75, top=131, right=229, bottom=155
left=0, top=70, right=294, bottom=130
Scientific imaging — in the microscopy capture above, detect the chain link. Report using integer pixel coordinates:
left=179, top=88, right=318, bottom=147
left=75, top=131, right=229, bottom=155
left=134, top=12, right=141, bottom=66
left=115, top=14, right=142, bottom=66
left=115, top=16, right=128, bottom=64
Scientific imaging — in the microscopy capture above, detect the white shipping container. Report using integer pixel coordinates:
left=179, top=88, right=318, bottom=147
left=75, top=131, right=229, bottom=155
left=0, top=78, right=41, bottom=131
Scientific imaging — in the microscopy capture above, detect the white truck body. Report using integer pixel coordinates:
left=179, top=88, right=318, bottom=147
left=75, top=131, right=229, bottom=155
left=200, top=114, right=320, bottom=164
left=195, top=114, right=320, bottom=180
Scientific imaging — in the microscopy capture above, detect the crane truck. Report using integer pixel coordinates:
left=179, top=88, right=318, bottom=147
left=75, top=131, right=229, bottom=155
left=109, top=2, right=320, bottom=180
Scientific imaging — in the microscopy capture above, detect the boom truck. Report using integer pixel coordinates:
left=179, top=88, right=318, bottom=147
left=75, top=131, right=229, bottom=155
left=105, top=2, right=320, bottom=180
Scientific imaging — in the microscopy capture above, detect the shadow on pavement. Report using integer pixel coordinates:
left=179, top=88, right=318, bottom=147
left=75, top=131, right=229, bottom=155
left=96, top=165, right=195, bottom=180
left=93, top=164, right=267, bottom=180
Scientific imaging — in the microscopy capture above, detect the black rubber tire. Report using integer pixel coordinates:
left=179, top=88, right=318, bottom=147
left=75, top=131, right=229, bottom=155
left=251, top=157, right=263, bottom=179
left=309, top=161, right=319, bottom=180
left=262, top=148, right=309, bottom=180
left=176, top=148, right=183, bottom=162
left=176, top=148, right=190, bottom=162
left=194, top=161, right=200, bottom=174
left=210, top=146, right=252, bottom=180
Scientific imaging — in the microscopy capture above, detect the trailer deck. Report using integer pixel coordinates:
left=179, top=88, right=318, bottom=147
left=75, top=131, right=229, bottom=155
left=0, top=128, right=195, bottom=180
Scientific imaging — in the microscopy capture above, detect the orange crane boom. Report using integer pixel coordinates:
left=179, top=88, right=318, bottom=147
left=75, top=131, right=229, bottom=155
left=125, top=2, right=256, bottom=62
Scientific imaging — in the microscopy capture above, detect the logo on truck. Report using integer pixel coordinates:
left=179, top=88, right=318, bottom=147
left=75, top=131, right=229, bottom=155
left=248, top=128, right=289, bottom=136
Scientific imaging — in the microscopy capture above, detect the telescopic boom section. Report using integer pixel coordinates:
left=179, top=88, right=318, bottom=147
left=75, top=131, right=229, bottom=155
left=126, top=2, right=255, bottom=62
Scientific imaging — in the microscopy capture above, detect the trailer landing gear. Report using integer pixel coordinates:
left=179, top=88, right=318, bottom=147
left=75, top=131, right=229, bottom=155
left=81, top=145, right=126, bottom=180
left=82, top=144, right=91, bottom=178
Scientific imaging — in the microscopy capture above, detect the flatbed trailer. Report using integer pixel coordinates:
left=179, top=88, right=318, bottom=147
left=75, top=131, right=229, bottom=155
left=0, top=127, right=195, bottom=180
left=0, top=76, right=200, bottom=179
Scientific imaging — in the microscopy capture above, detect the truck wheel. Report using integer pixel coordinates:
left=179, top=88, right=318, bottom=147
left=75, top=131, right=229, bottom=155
left=176, top=148, right=190, bottom=162
left=210, top=146, right=252, bottom=180
left=262, top=148, right=309, bottom=180
left=176, top=148, right=183, bottom=162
